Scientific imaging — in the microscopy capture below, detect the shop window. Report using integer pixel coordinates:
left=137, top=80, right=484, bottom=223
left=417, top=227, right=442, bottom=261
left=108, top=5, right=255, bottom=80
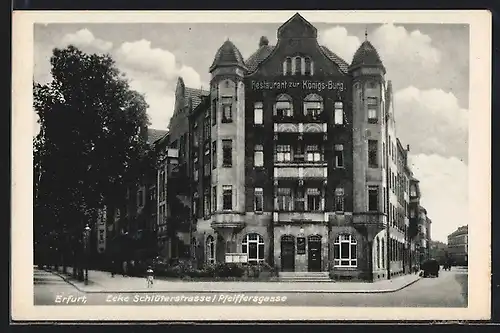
left=242, top=233, right=264, bottom=264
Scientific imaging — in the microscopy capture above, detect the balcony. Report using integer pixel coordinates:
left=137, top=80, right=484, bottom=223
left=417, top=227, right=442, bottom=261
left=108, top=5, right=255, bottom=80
left=274, top=165, right=328, bottom=179
left=211, top=211, right=246, bottom=230
left=273, top=211, right=328, bottom=223
left=274, top=123, right=327, bottom=133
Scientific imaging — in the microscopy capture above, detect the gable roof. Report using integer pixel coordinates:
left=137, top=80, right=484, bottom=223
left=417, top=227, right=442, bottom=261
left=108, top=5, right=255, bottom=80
left=147, top=129, right=168, bottom=144
left=185, top=87, right=209, bottom=110
left=244, top=44, right=349, bottom=74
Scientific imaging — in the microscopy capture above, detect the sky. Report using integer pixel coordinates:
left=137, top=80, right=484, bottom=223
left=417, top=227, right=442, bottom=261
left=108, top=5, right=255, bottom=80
left=33, top=17, right=470, bottom=243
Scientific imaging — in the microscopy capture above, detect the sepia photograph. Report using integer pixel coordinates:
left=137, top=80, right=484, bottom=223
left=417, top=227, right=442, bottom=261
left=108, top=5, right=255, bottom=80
left=12, top=10, right=491, bottom=321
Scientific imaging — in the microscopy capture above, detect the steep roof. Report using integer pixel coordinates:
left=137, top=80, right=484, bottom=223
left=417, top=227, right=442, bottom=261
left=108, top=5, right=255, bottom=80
left=185, top=87, right=209, bottom=110
left=349, top=40, right=386, bottom=73
left=147, top=129, right=168, bottom=144
left=209, top=40, right=247, bottom=72
left=244, top=44, right=349, bottom=74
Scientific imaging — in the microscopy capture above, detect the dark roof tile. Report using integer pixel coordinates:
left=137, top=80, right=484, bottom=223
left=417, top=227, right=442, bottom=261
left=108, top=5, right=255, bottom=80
left=147, top=129, right=168, bottom=144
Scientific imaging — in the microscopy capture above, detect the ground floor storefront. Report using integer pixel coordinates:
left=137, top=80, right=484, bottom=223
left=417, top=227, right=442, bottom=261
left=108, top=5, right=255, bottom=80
left=193, top=217, right=413, bottom=282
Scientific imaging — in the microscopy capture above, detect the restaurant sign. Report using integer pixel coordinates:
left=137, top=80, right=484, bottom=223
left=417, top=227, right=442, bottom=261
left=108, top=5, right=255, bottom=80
left=251, top=80, right=345, bottom=92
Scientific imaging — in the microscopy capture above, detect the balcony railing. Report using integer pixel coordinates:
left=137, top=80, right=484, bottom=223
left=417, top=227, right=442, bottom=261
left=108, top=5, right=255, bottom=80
left=274, top=122, right=327, bottom=133
left=274, top=166, right=328, bottom=179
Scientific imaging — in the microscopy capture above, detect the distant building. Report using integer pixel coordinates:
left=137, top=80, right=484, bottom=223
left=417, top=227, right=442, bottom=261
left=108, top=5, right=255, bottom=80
left=447, top=225, right=468, bottom=266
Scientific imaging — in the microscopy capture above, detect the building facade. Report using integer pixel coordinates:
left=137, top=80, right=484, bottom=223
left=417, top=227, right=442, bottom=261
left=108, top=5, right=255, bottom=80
left=447, top=225, right=468, bottom=266
left=168, top=13, right=429, bottom=281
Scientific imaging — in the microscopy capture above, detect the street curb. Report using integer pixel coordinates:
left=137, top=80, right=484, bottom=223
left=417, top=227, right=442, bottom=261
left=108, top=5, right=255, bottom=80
left=46, top=269, right=422, bottom=294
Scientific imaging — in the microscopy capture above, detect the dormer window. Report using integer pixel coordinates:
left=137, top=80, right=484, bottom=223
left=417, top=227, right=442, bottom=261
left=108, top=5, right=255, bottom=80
left=283, top=57, right=293, bottom=75
left=304, top=57, right=313, bottom=76
left=294, top=56, right=301, bottom=75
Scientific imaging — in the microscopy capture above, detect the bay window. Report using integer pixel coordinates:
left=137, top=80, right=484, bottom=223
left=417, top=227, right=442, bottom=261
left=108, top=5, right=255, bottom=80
left=221, top=96, right=233, bottom=123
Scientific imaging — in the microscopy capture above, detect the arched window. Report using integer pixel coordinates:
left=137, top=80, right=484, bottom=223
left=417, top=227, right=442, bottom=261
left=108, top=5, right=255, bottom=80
left=242, top=233, right=265, bottom=264
left=303, top=94, right=324, bottom=118
left=381, top=239, right=385, bottom=268
left=206, top=235, right=215, bottom=264
left=274, top=94, right=293, bottom=118
left=294, top=56, right=301, bottom=75
left=304, top=57, right=312, bottom=75
left=376, top=237, right=380, bottom=269
left=283, top=57, right=292, bottom=76
left=333, top=234, right=357, bottom=267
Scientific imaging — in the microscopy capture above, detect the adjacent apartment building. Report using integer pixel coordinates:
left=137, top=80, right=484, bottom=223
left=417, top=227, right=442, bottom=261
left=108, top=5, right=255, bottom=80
left=164, top=13, right=429, bottom=281
left=447, top=225, right=468, bottom=266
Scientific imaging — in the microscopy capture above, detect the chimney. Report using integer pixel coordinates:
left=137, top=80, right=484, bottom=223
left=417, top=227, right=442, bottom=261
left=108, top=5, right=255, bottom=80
left=259, top=36, right=269, bottom=47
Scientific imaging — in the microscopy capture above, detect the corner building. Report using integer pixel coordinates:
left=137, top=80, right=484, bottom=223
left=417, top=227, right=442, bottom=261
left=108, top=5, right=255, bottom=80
left=185, top=13, right=415, bottom=281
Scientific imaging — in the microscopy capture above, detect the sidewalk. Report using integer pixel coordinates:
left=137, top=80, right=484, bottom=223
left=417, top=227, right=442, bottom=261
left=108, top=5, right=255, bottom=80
left=48, top=267, right=421, bottom=294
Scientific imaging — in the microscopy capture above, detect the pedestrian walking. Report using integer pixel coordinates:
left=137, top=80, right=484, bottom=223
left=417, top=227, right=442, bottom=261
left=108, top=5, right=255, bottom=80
left=146, top=266, right=154, bottom=288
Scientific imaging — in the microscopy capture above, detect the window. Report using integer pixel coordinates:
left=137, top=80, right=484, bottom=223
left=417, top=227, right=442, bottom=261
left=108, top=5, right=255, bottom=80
left=381, top=240, right=385, bottom=268
left=274, top=94, right=293, bottom=118
left=334, top=144, right=344, bottom=168
left=376, top=237, right=380, bottom=269
left=305, top=145, right=322, bottom=162
left=212, top=141, right=217, bottom=169
left=254, top=102, right=263, bottom=125
left=221, top=96, right=233, bottom=123
left=368, top=186, right=379, bottom=211
left=276, top=188, right=293, bottom=211
left=283, top=57, right=292, bottom=75
left=212, top=186, right=217, bottom=212
left=254, top=187, right=263, bottom=213
left=368, top=140, right=378, bottom=168
left=222, top=185, right=232, bottom=210
left=335, top=187, right=344, bottom=212
left=242, top=233, right=265, bottom=264
left=294, top=188, right=305, bottom=212
left=211, top=99, right=217, bottom=125
left=203, top=120, right=210, bottom=139
left=222, top=139, right=232, bottom=167
left=334, top=102, right=344, bottom=125
left=303, top=94, right=323, bottom=118
left=304, top=57, right=312, bottom=75
left=204, top=188, right=210, bottom=217
left=275, top=145, right=292, bottom=162
left=206, top=235, right=215, bottom=264
left=306, top=188, right=321, bottom=211
left=137, top=188, right=144, bottom=207
left=254, top=144, right=264, bottom=167
left=367, top=97, right=378, bottom=123
left=410, top=185, right=417, bottom=197
left=333, top=234, right=357, bottom=267
left=294, top=56, right=301, bottom=75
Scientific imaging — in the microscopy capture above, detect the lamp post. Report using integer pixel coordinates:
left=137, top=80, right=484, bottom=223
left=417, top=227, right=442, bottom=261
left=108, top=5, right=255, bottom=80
left=83, top=224, right=91, bottom=285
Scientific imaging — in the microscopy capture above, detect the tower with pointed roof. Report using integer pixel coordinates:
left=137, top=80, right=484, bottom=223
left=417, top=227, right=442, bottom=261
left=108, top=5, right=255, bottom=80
left=349, top=32, right=394, bottom=280
left=201, top=39, right=248, bottom=256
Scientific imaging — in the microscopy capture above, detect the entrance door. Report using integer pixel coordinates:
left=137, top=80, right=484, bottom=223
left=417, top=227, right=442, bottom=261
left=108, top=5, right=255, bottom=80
left=281, top=235, right=295, bottom=272
left=308, top=235, right=322, bottom=272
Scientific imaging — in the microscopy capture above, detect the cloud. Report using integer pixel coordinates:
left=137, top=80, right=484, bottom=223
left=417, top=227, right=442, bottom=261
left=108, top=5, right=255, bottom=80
left=371, top=24, right=441, bottom=70
left=318, top=26, right=361, bottom=64
left=115, top=39, right=202, bottom=88
left=409, top=154, right=468, bottom=243
left=394, top=87, right=468, bottom=162
left=319, top=24, right=442, bottom=92
left=60, top=29, right=113, bottom=52
left=37, top=31, right=206, bottom=131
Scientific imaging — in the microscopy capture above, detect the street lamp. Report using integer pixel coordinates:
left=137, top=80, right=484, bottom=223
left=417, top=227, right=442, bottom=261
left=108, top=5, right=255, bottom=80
left=83, top=224, right=91, bottom=285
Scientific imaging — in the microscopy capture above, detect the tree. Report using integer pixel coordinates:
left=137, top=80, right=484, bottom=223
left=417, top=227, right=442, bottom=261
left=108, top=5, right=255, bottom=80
left=34, top=46, right=151, bottom=273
